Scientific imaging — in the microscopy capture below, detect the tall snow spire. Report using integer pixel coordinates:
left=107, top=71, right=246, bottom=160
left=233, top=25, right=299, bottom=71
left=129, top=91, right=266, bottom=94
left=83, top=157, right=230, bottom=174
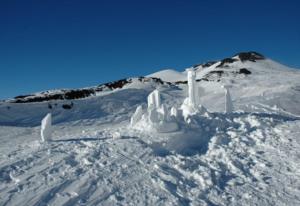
left=186, top=68, right=197, bottom=107
left=147, top=89, right=161, bottom=109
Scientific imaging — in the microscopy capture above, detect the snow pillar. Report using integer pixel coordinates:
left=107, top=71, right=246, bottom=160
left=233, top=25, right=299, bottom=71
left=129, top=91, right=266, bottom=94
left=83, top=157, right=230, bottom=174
left=41, top=113, right=52, bottom=142
left=187, top=69, right=197, bottom=107
left=170, top=106, right=178, bottom=117
left=147, top=89, right=161, bottom=109
left=130, top=105, right=143, bottom=126
left=224, top=87, right=233, bottom=113
left=148, top=108, right=160, bottom=123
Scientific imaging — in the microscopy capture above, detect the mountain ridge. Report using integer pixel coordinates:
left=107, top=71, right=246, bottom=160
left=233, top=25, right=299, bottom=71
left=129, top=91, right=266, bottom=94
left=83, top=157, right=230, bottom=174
left=3, top=51, right=298, bottom=104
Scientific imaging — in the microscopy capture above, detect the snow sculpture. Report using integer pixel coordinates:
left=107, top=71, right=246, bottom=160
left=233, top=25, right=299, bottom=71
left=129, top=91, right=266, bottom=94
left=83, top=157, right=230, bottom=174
left=41, top=113, right=52, bottom=142
left=180, top=69, right=207, bottom=119
left=223, top=86, right=233, bottom=113
left=130, top=70, right=210, bottom=132
left=130, top=105, right=143, bottom=126
left=130, top=89, right=179, bottom=133
left=187, top=68, right=198, bottom=107
left=147, top=89, right=161, bottom=109
left=158, top=104, right=167, bottom=121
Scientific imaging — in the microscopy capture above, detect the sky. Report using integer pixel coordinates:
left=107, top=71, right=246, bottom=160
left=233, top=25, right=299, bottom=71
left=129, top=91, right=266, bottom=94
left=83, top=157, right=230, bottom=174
left=0, top=0, right=300, bottom=99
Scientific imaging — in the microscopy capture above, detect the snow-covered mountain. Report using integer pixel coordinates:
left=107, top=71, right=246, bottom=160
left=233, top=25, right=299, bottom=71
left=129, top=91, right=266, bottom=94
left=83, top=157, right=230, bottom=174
left=1, top=52, right=300, bottom=205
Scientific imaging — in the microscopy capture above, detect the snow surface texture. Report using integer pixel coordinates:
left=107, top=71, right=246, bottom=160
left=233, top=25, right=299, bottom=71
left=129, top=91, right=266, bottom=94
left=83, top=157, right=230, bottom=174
left=1, top=52, right=300, bottom=205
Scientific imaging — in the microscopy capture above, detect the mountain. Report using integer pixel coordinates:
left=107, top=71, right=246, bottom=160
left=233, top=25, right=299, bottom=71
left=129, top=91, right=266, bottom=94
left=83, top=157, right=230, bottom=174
left=0, top=52, right=300, bottom=205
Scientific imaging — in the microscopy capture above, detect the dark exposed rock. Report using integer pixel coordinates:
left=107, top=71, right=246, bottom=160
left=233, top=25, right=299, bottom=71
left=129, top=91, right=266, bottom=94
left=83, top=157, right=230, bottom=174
left=238, top=68, right=252, bottom=75
left=202, top=61, right=217, bottom=68
left=197, top=78, right=209, bottom=82
left=216, top=58, right=238, bottom=68
left=64, top=89, right=95, bottom=100
left=205, top=70, right=224, bottom=77
left=209, top=70, right=224, bottom=75
left=235, top=51, right=264, bottom=62
left=215, top=51, right=264, bottom=68
left=48, top=103, right=52, bottom=109
left=193, top=61, right=217, bottom=68
left=102, top=79, right=130, bottom=90
left=14, top=94, right=65, bottom=103
left=62, top=102, right=73, bottom=110
left=14, top=94, right=31, bottom=99
left=10, top=77, right=171, bottom=103
left=174, top=80, right=188, bottom=84
left=202, top=68, right=251, bottom=82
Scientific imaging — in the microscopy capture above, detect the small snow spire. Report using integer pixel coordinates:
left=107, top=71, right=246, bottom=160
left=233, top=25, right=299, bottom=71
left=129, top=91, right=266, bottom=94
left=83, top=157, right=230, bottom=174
left=130, top=105, right=143, bottom=126
left=147, top=89, right=161, bottom=109
left=223, top=86, right=233, bottom=113
left=41, top=113, right=52, bottom=142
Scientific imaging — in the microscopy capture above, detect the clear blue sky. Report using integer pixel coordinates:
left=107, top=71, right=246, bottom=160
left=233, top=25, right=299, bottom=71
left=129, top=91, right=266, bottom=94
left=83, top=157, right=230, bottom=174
left=1, top=0, right=299, bottom=99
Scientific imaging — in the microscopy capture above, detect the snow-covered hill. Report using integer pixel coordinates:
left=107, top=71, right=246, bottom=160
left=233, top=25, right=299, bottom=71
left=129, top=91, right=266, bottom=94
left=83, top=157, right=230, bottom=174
left=1, top=52, right=300, bottom=205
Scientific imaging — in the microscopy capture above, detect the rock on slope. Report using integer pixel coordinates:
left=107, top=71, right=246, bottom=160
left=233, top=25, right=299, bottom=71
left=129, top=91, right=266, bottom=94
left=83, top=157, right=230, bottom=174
left=0, top=51, right=300, bottom=205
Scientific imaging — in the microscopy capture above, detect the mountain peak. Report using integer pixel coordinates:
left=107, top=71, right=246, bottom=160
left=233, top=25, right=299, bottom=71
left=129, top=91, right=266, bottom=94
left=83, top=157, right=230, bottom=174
left=233, top=51, right=265, bottom=62
left=193, top=51, right=265, bottom=69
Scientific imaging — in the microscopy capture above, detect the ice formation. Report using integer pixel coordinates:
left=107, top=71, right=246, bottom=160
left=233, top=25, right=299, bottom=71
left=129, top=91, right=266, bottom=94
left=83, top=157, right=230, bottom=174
left=41, top=113, right=52, bottom=142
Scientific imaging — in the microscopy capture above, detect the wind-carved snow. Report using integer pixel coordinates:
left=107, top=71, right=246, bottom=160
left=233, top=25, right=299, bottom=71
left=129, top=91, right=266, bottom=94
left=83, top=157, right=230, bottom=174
left=223, top=85, right=234, bottom=113
left=1, top=53, right=300, bottom=205
left=41, top=113, right=52, bottom=142
left=180, top=69, right=208, bottom=119
left=130, top=89, right=179, bottom=133
left=130, top=70, right=214, bottom=133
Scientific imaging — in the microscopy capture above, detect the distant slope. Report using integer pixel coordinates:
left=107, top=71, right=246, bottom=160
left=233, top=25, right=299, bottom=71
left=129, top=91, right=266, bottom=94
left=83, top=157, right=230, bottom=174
left=146, top=69, right=186, bottom=82
left=1, top=51, right=300, bottom=125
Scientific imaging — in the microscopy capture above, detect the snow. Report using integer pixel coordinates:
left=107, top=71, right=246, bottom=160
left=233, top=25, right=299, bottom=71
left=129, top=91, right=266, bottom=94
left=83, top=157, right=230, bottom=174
left=147, top=69, right=186, bottom=82
left=41, top=113, right=52, bottom=142
left=147, top=89, right=161, bottom=109
left=130, top=105, right=143, bottom=126
left=187, top=68, right=198, bottom=107
left=223, top=86, right=234, bottom=113
left=1, top=56, right=300, bottom=205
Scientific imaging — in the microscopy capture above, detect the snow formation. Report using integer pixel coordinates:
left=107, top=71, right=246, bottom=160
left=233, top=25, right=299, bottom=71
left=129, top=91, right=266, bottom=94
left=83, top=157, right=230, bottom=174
left=223, top=85, right=234, bottom=113
left=40, top=113, right=52, bottom=142
left=130, top=89, right=179, bottom=133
